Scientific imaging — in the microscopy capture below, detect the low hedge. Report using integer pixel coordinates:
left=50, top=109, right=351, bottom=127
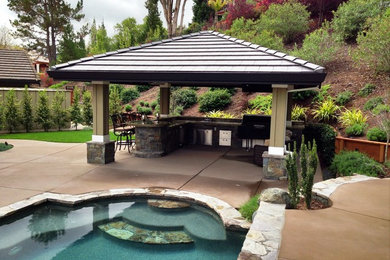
left=198, top=89, right=232, bottom=112
left=329, top=151, right=385, bottom=177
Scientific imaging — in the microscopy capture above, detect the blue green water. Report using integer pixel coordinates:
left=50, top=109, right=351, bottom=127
left=0, top=199, right=246, bottom=260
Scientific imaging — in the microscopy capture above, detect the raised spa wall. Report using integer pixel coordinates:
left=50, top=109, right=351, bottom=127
left=132, top=116, right=304, bottom=158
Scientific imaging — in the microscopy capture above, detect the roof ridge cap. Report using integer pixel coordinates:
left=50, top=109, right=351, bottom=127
left=213, top=31, right=325, bottom=73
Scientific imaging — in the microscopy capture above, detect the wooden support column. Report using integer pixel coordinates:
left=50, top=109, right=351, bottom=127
left=160, top=83, right=171, bottom=117
left=268, top=84, right=290, bottom=156
left=87, top=81, right=115, bottom=164
left=92, top=81, right=110, bottom=142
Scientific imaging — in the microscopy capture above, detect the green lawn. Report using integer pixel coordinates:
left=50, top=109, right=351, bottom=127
left=0, top=130, right=116, bottom=143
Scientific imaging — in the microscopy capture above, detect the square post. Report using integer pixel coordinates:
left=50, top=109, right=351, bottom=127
left=263, top=84, right=291, bottom=180
left=160, top=83, right=171, bottom=117
left=87, top=81, right=115, bottom=164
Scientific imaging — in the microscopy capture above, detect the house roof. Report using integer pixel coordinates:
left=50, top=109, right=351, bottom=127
left=0, top=49, right=40, bottom=87
left=48, top=31, right=326, bottom=90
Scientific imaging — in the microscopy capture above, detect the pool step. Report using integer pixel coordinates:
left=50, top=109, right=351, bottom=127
left=98, top=221, right=194, bottom=244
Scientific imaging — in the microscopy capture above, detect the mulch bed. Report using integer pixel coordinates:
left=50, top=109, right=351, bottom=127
left=295, top=197, right=329, bottom=210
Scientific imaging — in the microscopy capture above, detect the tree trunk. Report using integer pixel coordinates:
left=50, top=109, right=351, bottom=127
left=179, top=0, right=187, bottom=35
left=214, top=11, right=218, bottom=26
left=160, top=0, right=183, bottom=38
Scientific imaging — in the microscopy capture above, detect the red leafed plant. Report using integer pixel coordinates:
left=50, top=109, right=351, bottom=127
left=225, top=0, right=258, bottom=28
left=254, top=0, right=285, bottom=13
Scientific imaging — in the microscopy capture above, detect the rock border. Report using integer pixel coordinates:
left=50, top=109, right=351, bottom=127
left=238, top=174, right=379, bottom=260
left=0, top=188, right=251, bottom=231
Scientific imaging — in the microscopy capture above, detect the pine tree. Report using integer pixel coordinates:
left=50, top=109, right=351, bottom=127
left=82, top=91, right=93, bottom=127
left=89, top=22, right=111, bottom=55
left=20, top=86, right=33, bottom=132
left=52, top=91, right=68, bottom=131
left=4, top=89, right=19, bottom=133
left=69, top=87, right=83, bottom=130
left=35, top=91, right=51, bottom=132
left=8, top=0, right=84, bottom=65
left=142, top=0, right=166, bottom=41
left=57, top=24, right=88, bottom=63
left=193, top=0, right=213, bottom=24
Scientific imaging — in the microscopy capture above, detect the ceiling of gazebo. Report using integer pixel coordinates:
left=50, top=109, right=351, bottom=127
left=48, top=31, right=326, bottom=90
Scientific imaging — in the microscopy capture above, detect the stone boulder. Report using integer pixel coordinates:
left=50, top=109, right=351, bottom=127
left=259, top=188, right=293, bottom=208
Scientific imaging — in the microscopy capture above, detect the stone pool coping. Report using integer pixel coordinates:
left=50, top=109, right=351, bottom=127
left=238, top=174, right=378, bottom=260
left=0, top=188, right=251, bottom=232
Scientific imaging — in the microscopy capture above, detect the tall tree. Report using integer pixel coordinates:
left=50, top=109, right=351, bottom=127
left=57, top=24, right=88, bottom=63
left=4, top=89, right=19, bottom=133
left=35, top=91, right=51, bottom=132
left=0, top=26, right=14, bottom=48
left=113, top=18, right=142, bottom=48
left=82, top=91, right=93, bottom=127
left=51, top=90, right=68, bottom=131
left=69, top=87, right=83, bottom=130
left=192, top=0, right=213, bottom=25
left=89, top=22, right=112, bottom=55
left=8, top=0, right=84, bottom=65
left=159, top=0, right=188, bottom=37
left=143, top=0, right=166, bottom=41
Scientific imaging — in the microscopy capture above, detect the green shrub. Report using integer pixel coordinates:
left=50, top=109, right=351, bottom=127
left=20, top=86, right=33, bottom=132
left=199, top=89, right=232, bottom=112
left=137, top=106, right=152, bottom=115
left=3, top=89, right=20, bottom=133
left=144, top=102, right=150, bottom=107
left=52, top=91, right=68, bottom=131
left=136, top=85, right=153, bottom=92
left=248, top=94, right=272, bottom=113
left=372, top=104, right=390, bottom=115
left=206, top=111, right=236, bottom=119
left=172, top=105, right=184, bottom=116
left=332, top=0, right=383, bottom=42
left=312, top=84, right=330, bottom=103
left=36, top=91, right=52, bottom=132
left=291, top=105, right=307, bottom=121
left=171, top=88, right=197, bottom=109
left=227, top=18, right=285, bottom=51
left=210, top=87, right=236, bottom=96
left=239, top=194, right=260, bottom=221
left=303, top=124, right=336, bottom=167
left=312, top=98, right=340, bottom=122
left=339, top=108, right=367, bottom=128
left=363, top=97, right=383, bottom=111
left=151, top=100, right=158, bottom=109
left=358, top=83, right=376, bottom=97
left=330, top=151, right=385, bottom=177
left=82, top=91, right=93, bottom=127
left=109, top=86, right=122, bottom=116
left=49, top=81, right=69, bottom=89
left=259, top=1, right=310, bottom=43
left=139, top=101, right=145, bottom=106
left=345, top=123, right=366, bottom=136
left=242, top=108, right=262, bottom=115
left=124, top=104, right=132, bottom=112
left=291, top=23, right=341, bottom=66
left=335, top=91, right=353, bottom=106
left=189, top=86, right=200, bottom=91
left=367, top=127, right=387, bottom=142
left=292, top=90, right=317, bottom=101
left=109, top=84, right=125, bottom=95
left=121, top=88, right=139, bottom=103
left=352, top=11, right=390, bottom=73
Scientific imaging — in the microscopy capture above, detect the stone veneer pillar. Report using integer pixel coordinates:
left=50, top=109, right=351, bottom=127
left=160, top=83, right=171, bottom=117
left=263, top=84, right=291, bottom=179
left=87, top=81, right=115, bottom=164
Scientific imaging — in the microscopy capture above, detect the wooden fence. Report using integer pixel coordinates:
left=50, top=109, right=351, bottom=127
left=335, top=136, right=389, bottom=163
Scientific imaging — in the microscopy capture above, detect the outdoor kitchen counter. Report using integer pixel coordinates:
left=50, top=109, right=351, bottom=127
left=132, top=117, right=242, bottom=158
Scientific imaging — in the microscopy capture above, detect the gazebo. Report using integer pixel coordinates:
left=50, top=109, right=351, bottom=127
left=48, top=31, right=326, bottom=174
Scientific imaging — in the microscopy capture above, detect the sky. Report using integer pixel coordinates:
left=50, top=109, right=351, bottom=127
left=0, top=0, right=194, bottom=43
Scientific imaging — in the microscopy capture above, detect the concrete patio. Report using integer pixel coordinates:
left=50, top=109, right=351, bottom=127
left=0, top=140, right=268, bottom=208
left=0, top=139, right=389, bottom=260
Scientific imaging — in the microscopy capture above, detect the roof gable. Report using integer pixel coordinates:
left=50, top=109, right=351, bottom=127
left=49, top=31, right=326, bottom=88
left=0, top=49, right=39, bottom=87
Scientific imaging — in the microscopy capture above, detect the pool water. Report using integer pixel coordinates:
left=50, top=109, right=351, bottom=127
left=0, top=199, right=246, bottom=260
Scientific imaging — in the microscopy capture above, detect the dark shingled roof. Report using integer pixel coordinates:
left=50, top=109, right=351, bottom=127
left=48, top=31, right=326, bottom=90
left=0, top=49, right=39, bottom=87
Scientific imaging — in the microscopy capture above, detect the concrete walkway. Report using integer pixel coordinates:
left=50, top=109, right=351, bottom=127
left=0, top=140, right=264, bottom=208
left=279, top=178, right=390, bottom=260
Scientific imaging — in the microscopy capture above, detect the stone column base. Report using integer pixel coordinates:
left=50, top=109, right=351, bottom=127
left=87, top=141, right=115, bottom=164
left=262, top=151, right=287, bottom=180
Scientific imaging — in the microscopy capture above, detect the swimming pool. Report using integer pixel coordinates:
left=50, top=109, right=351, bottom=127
left=0, top=198, right=246, bottom=259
